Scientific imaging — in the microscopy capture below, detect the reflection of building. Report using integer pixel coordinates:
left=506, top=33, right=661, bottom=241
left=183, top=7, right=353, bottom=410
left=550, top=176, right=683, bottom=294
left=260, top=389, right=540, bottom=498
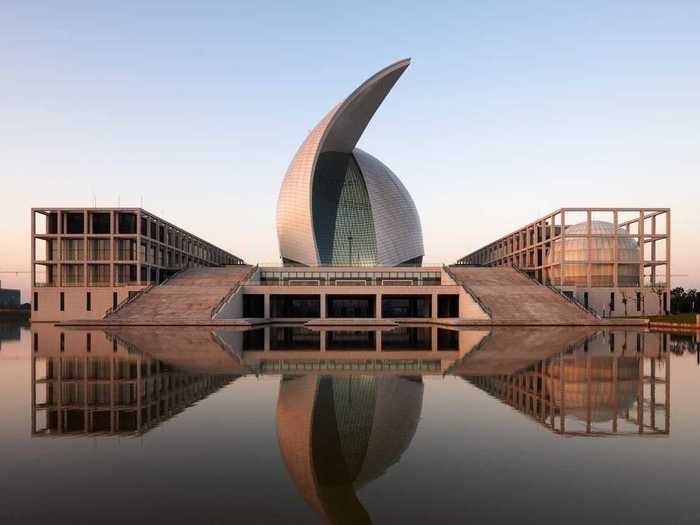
left=231, top=325, right=490, bottom=375
left=31, top=207, right=244, bottom=321
left=276, top=375, right=423, bottom=524
left=277, top=59, right=423, bottom=267
left=465, top=334, right=670, bottom=436
left=30, top=326, right=238, bottom=436
left=457, top=208, right=671, bottom=316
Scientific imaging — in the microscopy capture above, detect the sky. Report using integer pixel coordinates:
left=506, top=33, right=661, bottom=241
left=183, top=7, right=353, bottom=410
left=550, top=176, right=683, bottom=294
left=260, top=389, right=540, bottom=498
left=1, top=0, right=698, bottom=300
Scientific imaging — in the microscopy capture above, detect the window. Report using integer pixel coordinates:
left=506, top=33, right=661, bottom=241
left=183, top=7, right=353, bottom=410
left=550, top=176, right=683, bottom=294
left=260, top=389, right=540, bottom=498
left=118, top=213, right=137, bottom=234
left=610, top=292, right=615, bottom=312
left=86, top=292, right=91, bottom=311
left=33, top=333, right=39, bottom=352
left=86, top=333, right=91, bottom=352
left=90, top=212, right=111, bottom=234
left=33, top=292, right=38, bottom=311
left=60, top=332, right=65, bottom=352
left=609, top=333, right=615, bottom=352
left=112, top=291, right=118, bottom=309
left=60, top=292, right=65, bottom=311
left=636, top=291, right=641, bottom=311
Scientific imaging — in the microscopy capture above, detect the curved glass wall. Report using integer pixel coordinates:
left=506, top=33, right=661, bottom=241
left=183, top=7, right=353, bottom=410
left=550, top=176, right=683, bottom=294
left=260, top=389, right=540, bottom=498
left=312, top=153, right=377, bottom=265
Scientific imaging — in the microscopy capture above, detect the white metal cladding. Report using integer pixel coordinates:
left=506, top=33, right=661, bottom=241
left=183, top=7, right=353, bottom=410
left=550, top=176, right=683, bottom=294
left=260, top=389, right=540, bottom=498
left=352, top=148, right=423, bottom=266
left=276, top=58, right=423, bottom=266
left=276, top=107, right=338, bottom=266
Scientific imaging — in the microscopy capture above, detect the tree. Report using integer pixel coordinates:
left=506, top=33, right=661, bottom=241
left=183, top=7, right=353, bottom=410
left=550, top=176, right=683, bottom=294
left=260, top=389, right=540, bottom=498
left=651, top=286, right=666, bottom=315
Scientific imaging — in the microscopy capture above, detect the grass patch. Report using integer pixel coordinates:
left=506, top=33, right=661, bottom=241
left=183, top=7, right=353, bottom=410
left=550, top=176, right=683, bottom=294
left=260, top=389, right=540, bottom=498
left=648, top=313, right=699, bottom=324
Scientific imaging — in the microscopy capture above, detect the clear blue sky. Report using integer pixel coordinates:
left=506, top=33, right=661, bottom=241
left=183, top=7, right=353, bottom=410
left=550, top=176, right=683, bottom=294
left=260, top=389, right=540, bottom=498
left=1, top=1, right=699, bottom=299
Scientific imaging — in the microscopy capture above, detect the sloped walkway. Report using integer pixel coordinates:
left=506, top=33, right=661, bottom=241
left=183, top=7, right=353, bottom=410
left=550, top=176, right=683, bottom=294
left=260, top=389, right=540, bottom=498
left=106, top=265, right=253, bottom=323
left=448, top=266, right=597, bottom=325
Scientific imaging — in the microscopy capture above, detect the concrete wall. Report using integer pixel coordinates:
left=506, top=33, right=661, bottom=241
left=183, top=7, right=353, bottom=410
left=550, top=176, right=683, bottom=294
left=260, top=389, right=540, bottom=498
left=213, top=291, right=244, bottom=320
left=31, top=286, right=145, bottom=322
left=566, top=287, right=664, bottom=317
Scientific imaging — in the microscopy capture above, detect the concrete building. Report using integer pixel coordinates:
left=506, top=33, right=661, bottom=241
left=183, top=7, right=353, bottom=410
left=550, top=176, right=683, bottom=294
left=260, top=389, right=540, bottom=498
left=277, top=58, right=423, bottom=267
left=31, top=207, right=244, bottom=322
left=29, top=64, right=668, bottom=328
left=213, top=265, right=490, bottom=323
left=457, top=208, right=671, bottom=317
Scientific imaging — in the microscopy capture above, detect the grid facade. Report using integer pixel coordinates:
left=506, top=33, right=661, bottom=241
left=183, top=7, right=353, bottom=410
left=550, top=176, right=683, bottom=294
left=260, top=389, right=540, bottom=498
left=456, top=208, right=671, bottom=315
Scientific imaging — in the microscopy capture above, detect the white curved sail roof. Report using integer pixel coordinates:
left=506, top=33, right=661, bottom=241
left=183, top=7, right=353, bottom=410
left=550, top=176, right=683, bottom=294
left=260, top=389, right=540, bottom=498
left=276, top=59, right=423, bottom=266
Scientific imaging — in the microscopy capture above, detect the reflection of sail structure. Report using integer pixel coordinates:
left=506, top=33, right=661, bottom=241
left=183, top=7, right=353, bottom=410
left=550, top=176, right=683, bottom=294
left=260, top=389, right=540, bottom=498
left=466, top=333, right=671, bottom=437
left=276, top=375, right=423, bottom=524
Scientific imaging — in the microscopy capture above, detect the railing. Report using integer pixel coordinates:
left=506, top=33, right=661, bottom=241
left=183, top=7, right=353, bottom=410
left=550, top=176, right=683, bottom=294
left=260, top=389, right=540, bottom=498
left=511, top=265, right=601, bottom=319
left=210, top=264, right=259, bottom=319
left=247, top=279, right=445, bottom=287
left=442, top=265, right=493, bottom=318
left=103, top=284, right=154, bottom=318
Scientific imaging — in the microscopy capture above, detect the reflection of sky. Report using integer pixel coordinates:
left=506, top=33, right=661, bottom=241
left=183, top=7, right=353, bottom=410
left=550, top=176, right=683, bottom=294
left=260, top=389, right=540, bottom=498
left=2, top=2, right=700, bottom=300
left=1, top=326, right=700, bottom=523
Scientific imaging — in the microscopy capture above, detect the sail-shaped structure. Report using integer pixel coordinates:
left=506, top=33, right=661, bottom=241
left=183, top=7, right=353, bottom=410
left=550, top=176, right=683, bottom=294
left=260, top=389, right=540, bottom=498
left=276, top=59, right=424, bottom=266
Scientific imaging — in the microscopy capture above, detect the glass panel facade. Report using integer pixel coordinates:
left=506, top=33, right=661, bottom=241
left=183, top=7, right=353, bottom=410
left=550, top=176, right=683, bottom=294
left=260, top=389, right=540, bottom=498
left=312, top=152, right=377, bottom=265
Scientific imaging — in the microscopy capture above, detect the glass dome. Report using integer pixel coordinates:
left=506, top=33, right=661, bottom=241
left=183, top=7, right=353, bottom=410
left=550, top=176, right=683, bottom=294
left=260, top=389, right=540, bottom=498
left=547, top=221, right=640, bottom=287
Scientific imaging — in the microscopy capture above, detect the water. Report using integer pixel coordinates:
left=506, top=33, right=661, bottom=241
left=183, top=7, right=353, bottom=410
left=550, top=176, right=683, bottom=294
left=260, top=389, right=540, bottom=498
left=1, top=322, right=699, bottom=525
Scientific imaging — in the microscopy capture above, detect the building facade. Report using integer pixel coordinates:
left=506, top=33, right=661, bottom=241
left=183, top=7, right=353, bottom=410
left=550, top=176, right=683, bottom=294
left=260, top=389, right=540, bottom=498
left=0, top=288, right=21, bottom=309
left=276, top=59, right=424, bottom=267
left=457, top=208, right=671, bottom=316
left=31, top=207, right=244, bottom=321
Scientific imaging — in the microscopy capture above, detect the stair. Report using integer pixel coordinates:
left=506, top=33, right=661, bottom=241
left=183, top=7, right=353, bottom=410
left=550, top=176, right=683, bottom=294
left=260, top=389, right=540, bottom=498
left=448, top=266, right=598, bottom=324
left=105, top=265, right=253, bottom=322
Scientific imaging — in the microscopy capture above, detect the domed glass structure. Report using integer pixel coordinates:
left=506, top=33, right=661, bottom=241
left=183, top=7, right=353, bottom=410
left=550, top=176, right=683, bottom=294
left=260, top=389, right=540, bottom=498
left=276, top=59, right=424, bottom=267
left=547, top=221, right=641, bottom=287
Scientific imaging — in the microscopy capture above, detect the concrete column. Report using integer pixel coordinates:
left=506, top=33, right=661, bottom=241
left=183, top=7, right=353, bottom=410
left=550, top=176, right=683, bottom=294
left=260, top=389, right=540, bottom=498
left=375, top=330, right=382, bottom=352
left=320, top=292, right=326, bottom=319
left=57, top=211, right=63, bottom=287
left=264, top=293, right=271, bottom=319
left=376, top=293, right=382, bottom=319
left=665, top=210, right=671, bottom=311
left=586, top=210, right=592, bottom=288
left=31, top=211, right=36, bottom=288
left=638, top=211, right=645, bottom=288
left=431, top=326, right=438, bottom=352
left=109, top=210, right=115, bottom=287
left=83, top=210, right=88, bottom=286
left=319, top=330, right=326, bottom=352
left=651, top=214, right=657, bottom=286
left=613, top=210, right=619, bottom=288
left=264, top=326, right=270, bottom=352
left=560, top=211, right=566, bottom=288
left=136, top=210, right=142, bottom=285
left=432, top=292, right=438, bottom=319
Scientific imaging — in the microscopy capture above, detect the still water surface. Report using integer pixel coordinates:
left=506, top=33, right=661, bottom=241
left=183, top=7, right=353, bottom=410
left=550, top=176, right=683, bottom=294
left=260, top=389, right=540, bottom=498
left=1, top=322, right=699, bottom=524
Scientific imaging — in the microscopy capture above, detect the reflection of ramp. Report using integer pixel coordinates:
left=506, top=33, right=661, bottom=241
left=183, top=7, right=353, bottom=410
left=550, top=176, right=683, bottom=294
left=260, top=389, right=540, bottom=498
left=106, top=327, right=252, bottom=375
left=447, top=327, right=597, bottom=376
left=448, top=266, right=597, bottom=324
left=105, top=265, right=252, bottom=323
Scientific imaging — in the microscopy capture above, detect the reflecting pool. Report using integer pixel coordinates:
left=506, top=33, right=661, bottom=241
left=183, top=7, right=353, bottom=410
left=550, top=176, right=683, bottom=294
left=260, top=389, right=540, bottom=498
left=1, top=322, right=699, bottom=524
